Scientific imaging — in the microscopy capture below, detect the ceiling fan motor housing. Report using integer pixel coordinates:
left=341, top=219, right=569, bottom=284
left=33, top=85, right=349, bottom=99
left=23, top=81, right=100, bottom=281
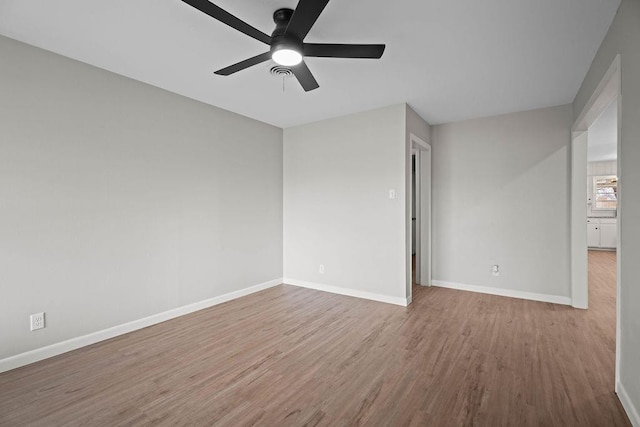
left=270, top=9, right=302, bottom=57
left=272, top=8, right=293, bottom=34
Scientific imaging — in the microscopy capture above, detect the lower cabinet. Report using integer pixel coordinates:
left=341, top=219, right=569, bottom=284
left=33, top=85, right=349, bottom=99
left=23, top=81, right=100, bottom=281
left=587, top=218, right=617, bottom=249
left=587, top=222, right=600, bottom=247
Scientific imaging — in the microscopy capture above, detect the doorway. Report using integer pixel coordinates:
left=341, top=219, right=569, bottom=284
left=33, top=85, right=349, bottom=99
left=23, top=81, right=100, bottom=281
left=409, top=134, right=431, bottom=302
left=571, top=55, right=621, bottom=386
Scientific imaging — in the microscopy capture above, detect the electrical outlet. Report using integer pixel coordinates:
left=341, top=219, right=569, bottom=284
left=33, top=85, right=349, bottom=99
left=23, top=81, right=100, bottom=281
left=492, top=265, right=500, bottom=276
left=319, top=264, right=325, bottom=274
left=30, top=312, right=45, bottom=331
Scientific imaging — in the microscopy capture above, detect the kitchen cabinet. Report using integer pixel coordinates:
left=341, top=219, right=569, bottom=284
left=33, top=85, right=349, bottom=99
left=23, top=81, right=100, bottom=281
left=599, top=219, right=617, bottom=248
left=587, top=218, right=617, bottom=249
left=587, top=222, right=600, bottom=247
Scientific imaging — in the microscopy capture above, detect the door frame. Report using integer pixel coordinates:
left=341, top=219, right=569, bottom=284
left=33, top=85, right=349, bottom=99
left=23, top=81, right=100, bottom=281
left=408, top=134, right=432, bottom=303
left=412, top=148, right=421, bottom=283
left=571, top=54, right=621, bottom=386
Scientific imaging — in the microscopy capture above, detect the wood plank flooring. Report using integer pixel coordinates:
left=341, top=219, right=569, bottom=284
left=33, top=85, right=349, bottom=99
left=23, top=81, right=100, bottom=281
left=0, top=251, right=629, bottom=425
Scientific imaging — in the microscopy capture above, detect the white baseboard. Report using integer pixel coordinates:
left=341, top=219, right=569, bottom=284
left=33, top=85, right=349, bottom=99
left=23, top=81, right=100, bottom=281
left=0, top=278, right=283, bottom=374
left=617, top=381, right=640, bottom=427
left=284, top=278, right=408, bottom=307
left=431, top=280, right=572, bottom=306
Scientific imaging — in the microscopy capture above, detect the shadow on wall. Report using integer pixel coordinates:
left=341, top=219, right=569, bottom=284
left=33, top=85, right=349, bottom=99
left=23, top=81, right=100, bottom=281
left=431, top=104, right=572, bottom=297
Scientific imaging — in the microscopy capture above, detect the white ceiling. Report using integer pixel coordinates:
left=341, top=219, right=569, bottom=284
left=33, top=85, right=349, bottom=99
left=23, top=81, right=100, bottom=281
left=588, top=99, right=617, bottom=162
left=0, top=0, right=620, bottom=128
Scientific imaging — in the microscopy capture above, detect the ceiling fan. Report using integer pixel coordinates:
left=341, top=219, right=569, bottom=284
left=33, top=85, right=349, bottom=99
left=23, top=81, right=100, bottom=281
left=180, top=0, right=386, bottom=92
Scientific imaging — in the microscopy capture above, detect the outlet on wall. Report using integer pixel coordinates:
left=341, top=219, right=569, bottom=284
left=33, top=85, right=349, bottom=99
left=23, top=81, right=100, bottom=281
left=492, top=265, right=500, bottom=276
left=319, top=264, right=325, bottom=274
left=30, top=312, right=45, bottom=331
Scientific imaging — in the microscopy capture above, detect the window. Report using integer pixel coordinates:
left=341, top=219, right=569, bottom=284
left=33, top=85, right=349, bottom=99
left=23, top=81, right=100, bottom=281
left=593, top=175, right=618, bottom=210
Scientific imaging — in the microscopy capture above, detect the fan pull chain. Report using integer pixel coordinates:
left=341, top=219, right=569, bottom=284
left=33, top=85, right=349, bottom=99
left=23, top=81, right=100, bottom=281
left=283, top=75, right=286, bottom=92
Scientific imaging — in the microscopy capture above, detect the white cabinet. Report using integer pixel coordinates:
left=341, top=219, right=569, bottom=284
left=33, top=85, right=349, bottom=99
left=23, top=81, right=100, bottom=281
left=587, top=218, right=617, bottom=249
left=600, top=219, right=617, bottom=248
left=587, top=222, right=600, bottom=247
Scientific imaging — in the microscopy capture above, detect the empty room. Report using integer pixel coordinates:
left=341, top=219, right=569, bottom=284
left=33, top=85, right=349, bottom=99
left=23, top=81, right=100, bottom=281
left=1, top=0, right=639, bottom=425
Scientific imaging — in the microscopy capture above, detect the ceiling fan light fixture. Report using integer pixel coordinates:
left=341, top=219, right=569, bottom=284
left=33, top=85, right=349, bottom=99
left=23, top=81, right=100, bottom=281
left=182, top=1, right=386, bottom=92
left=272, top=48, right=303, bottom=66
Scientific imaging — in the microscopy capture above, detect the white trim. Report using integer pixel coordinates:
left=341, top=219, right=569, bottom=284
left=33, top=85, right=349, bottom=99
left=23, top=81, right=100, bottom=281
left=570, top=130, right=589, bottom=309
left=418, top=140, right=432, bottom=288
left=617, top=381, right=640, bottom=427
left=410, top=133, right=430, bottom=150
left=409, top=133, right=432, bottom=308
left=0, top=278, right=283, bottom=374
left=432, top=280, right=572, bottom=306
left=615, top=83, right=622, bottom=389
left=284, top=278, right=409, bottom=307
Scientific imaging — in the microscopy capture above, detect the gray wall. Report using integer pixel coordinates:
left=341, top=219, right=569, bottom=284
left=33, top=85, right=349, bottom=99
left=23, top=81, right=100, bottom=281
left=406, top=105, right=431, bottom=144
left=574, top=0, right=640, bottom=418
left=431, top=105, right=573, bottom=298
left=283, top=104, right=407, bottom=301
left=0, top=36, right=283, bottom=360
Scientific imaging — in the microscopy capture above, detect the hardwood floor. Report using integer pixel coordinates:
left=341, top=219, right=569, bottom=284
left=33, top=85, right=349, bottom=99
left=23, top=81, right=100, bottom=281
left=0, top=251, right=629, bottom=426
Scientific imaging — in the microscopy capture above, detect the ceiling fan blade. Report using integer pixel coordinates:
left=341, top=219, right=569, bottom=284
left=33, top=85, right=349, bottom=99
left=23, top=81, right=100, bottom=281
left=181, top=0, right=272, bottom=45
left=286, top=0, right=330, bottom=41
left=304, top=43, right=386, bottom=59
left=214, top=52, right=272, bottom=76
left=292, top=61, right=320, bottom=92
